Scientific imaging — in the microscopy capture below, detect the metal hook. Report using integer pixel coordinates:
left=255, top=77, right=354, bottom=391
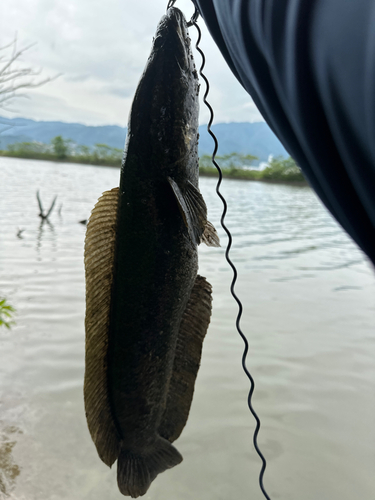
left=167, top=0, right=177, bottom=10
left=166, top=0, right=200, bottom=26
left=187, top=7, right=200, bottom=27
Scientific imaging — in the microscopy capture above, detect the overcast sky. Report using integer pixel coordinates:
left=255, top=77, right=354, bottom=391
left=0, top=0, right=264, bottom=126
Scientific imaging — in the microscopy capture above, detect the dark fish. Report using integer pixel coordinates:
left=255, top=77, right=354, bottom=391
left=84, top=7, right=219, bottom=498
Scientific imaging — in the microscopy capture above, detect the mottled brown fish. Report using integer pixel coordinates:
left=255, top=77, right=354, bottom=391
left=84, top=6, right=219, bottom=498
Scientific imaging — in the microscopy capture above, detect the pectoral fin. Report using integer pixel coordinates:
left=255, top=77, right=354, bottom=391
left=158, top=275, right=212, bottom=443
left=84, top=187, right=121, bottom=467
left=167, top=177, right=207, bottom=246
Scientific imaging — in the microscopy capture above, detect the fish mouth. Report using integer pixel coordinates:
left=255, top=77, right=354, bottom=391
left=153, top=7, right=190, bottom=72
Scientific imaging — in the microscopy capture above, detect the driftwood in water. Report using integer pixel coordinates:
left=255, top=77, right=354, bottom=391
left=37, top=190, right=57, bottom=220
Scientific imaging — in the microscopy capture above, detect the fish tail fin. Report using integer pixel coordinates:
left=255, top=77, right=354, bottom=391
left=117, top=437, right=183, bottom=498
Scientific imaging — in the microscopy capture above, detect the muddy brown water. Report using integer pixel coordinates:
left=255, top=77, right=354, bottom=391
left=0, top=156, right=374, bottom=500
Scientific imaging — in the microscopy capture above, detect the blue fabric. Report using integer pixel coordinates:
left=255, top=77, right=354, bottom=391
left=192, top=0, right=375, bottom=265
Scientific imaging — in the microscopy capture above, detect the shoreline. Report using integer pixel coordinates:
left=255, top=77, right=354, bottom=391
left=0, top=152, right=308, bottom=186
left=0, top=152, right=121, bottom=168
left=198, top=169, right=308, bottom=186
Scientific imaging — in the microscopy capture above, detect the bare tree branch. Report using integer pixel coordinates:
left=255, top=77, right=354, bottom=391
left=45, top=196, right=57, bottom=219
left=36, top=190, right=44, bottom=216
left=37, top=190, right=58, bottom=220
left=0, top=35, right=61, bottom=111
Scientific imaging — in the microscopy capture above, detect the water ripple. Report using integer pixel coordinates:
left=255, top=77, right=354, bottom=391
left=1, top=158, right=375, bottom=500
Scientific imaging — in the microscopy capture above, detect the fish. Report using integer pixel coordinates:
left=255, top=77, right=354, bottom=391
left=83, top=6, right=220, bottom=498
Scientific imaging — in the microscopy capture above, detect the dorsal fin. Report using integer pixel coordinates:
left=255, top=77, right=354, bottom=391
left=158, top=275, right=212, bottom=443
left=84, top=187, right=121, bottom=467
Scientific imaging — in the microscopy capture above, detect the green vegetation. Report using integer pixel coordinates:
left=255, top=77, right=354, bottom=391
left=0, top=298, right=15, bottom=329
left=199, top=152, right=257, bottom=176
left=1, top=137, right=123, bottom=167
left=0, top=137, right=306, bottom=183
left=51, top=135, right=69, bottom=159
left=261, top=156, right=305, bottom=182
left=199, top=154, right=306, bottom=183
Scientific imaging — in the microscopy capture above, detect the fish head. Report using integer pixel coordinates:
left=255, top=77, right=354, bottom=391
left=153, top=7, right=191, bottom=74
left=124, top=7, right=200, bottom=185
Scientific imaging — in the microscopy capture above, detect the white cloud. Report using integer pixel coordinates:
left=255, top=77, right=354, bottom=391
left=0, top=0, right=264, bottom=126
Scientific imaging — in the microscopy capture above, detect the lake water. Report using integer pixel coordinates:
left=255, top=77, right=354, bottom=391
left=0, top=156, right=374, bottom=500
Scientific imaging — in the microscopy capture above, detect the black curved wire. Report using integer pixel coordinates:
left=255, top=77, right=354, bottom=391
left=192, top=16, right=271, bottom=500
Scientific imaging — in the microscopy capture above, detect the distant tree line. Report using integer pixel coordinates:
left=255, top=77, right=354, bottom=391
left=0, top=136, right=305, bottom=182
left=199, top=153, right=305, bottom=183
left=1, top=136, right=123, bottom=166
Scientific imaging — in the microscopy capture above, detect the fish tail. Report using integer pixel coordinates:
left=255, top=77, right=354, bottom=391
left=117, top=437, right=183, bottom=498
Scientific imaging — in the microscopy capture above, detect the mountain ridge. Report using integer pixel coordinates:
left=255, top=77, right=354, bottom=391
left=0, top=116, right=288, bottom=162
